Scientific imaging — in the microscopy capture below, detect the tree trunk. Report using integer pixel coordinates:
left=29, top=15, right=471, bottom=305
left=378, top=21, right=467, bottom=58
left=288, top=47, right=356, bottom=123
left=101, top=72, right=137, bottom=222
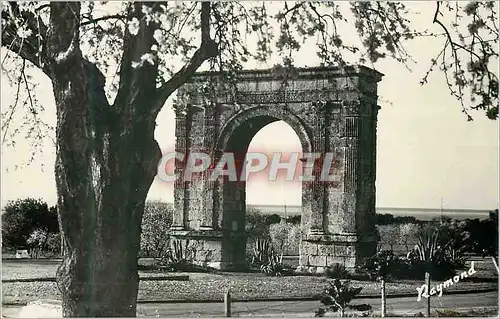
left=53, top=69, right=160, bottom=316
left=43, top=2, right=214, bottom=316
left=49, top=28, right=160, bottom=316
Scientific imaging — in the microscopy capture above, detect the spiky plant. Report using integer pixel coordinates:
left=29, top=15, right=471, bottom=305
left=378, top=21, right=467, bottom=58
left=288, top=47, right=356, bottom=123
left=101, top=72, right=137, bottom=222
left=315, top=279, right=371, bottom=317
left=415, top=228, right=449, bottom=263
left=251, top=238, right=273, bottom=266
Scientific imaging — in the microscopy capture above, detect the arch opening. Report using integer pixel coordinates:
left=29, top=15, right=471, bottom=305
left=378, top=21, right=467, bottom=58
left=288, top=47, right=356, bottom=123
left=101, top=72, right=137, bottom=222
left=217, top=109, right=308, bottom=269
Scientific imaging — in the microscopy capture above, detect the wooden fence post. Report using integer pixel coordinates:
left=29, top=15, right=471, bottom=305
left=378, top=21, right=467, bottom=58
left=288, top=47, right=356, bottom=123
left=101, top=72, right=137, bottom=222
left=224, top=289, right=231, bottom=317
left=425, top=272, right=431, bottom=317
left=381, top=278, right=386, bottom=317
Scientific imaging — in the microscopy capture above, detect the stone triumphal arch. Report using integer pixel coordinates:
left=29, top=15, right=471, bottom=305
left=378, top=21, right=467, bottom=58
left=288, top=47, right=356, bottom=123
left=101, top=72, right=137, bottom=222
left=170, top=65, right=383, bottom=273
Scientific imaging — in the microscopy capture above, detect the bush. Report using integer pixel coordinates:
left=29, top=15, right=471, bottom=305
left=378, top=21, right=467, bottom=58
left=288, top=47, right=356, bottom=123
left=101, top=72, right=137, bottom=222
left=376, top=224, right=400, bottom=252
left=269, top=222, right=303, bottom=256
left=460, top=212, right=498, bottom=257
left=245, top=209, right=271, bottom=240
left=26, top=228, right=48, bottom=258
left=45, top=232, right=61, bottom=257
left=265, top=214, right=282, bottom=225
left=359, top=250, right=403, bottom=280
left=376, top=213, right=420, bottom=225
left=140, top=201, right=173, bottom=258
left=286, top=215, right=301, bottom=224
left=399, top=223, right=420, bottom=251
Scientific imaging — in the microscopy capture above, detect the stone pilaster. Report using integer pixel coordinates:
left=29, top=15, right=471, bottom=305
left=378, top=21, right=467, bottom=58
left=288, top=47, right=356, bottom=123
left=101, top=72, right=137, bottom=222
left=200, top=102, right=217, bottom=230
left=172, top=103, right=187, bottom=230
left=341, top=115, right=359, bottom=234
left=186, top=104, right=206, bottom=230
left=309, top=101, right=326, bottom=234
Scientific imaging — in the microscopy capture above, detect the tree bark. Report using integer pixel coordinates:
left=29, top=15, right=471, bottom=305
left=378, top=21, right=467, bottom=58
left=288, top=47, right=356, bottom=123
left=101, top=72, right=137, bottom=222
left=52, top=61, right=160, bottom=316
left=46, top=4, right=160, bottom=316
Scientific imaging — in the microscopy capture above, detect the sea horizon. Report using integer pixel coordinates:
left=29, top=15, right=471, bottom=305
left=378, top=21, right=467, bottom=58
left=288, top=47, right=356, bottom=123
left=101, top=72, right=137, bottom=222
left=1, top=198, right=495, bottom=221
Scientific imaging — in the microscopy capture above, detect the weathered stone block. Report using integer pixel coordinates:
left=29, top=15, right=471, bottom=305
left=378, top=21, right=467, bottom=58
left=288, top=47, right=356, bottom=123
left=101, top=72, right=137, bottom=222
left=205, top=249, right=222, bottom=261
left=204, top=240, right=221, bottom=251
left=308, top=255, right=327, bottom=267
left=344, top=257, right=356, bottom=269
left=300, top=242, right=318, bottom=255
left=326, top=256, right=345, bottom=267
left=318, top=244, right=335, bottom=256
left=334, top=245, right=348, bottom=256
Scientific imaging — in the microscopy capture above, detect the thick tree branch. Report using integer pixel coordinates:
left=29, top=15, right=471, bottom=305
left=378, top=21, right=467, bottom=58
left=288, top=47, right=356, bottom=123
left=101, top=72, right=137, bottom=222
left=152, top=2, right=218, bottom=115
left=48, top=2, right=84, bottom=67
left=1, top=2, right=51, bottom=75
left=113, top=2, right=160, bottom=114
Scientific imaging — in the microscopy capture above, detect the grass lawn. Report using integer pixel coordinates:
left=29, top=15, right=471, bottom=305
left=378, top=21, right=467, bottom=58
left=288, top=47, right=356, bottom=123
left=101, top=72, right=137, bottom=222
left=2, top=258, right=498, bottom=305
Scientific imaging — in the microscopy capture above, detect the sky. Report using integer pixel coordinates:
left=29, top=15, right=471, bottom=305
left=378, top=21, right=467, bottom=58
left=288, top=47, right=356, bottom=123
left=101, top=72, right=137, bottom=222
left=1, top=2, right=498, bottom=210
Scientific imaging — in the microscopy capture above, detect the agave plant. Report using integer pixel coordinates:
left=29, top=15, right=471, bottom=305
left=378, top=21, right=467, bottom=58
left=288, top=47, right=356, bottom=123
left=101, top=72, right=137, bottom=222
left=160, top=239, right=194, bottom=270
left=260, top=250, right=285, bottom=276
left=414, top=228, right=449, bottom=263
left=251, top=238, right=274, bottom=266
left=444, top=245, right=467, bottom=268
left=315, top=279, right=371, bottom=317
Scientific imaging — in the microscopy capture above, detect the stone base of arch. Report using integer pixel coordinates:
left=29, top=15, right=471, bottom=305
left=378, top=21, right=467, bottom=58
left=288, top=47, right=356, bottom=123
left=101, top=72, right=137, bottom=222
left=169, top=230, right=248, bottom=271
left=296, top=233, right=377, bottom=274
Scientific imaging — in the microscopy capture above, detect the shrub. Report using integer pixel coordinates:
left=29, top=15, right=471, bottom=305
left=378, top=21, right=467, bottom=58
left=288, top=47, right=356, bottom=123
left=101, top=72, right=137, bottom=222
left=45, top=232, right=61, bottom=257
left=460, top=213, right=498, bottom=258
left=376, top=213, right=419, bottom=225
left=359, top=250, right=405, bottom=280
left=140, top=201, right=173, bottom=258
left=399, top=223, right=420, bottom=251
left=315, top=279, right=371, bottom=317
left=26, top=228, right=48, bottom=258
left=376, top=224, right=400, bottom=252
left=286, top=215, right=301, bottom=224
left=286, top=223, right=303, bottom=255
left=269, top=221, right=288, bottom=253
left=245, top=209, right=271, bottom=240
left=265, top=214, right=282, bottom=225
left=269, top=222, right=303, bottom=256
